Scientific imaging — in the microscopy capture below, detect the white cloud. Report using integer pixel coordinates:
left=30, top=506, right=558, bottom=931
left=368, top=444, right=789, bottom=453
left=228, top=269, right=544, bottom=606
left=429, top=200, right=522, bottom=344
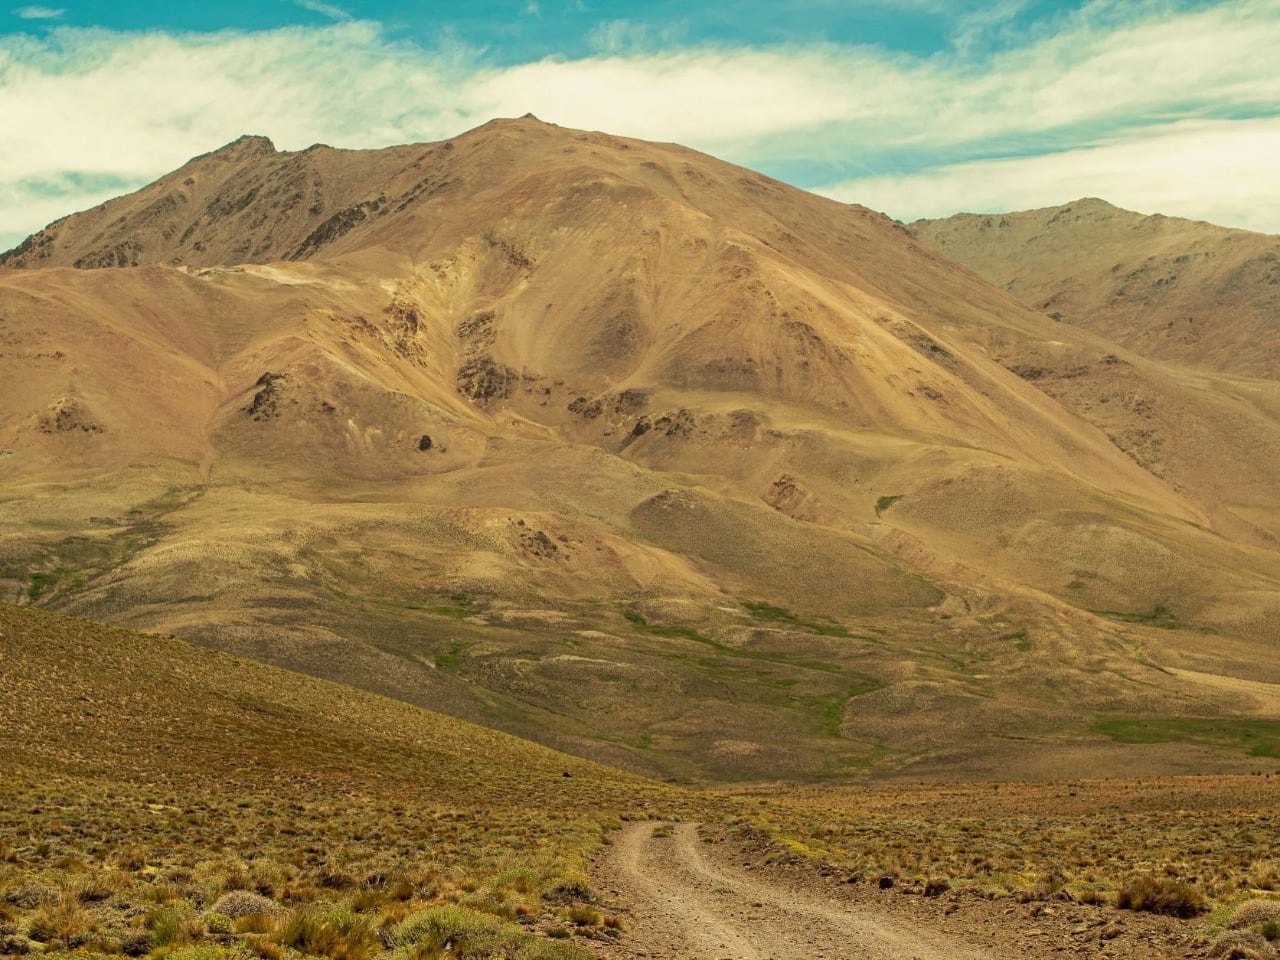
left=289, top=0, right=351, bottom=22
left=13, top=6, right=63, bottom=18
left=816, top=117, right=1280, bottom=232
left=1, top=0, right=1279, bottom=246
left=0, top=178, right=124, bottom=251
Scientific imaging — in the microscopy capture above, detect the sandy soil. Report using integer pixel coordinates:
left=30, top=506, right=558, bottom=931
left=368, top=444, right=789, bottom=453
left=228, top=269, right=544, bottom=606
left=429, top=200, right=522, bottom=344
left=592, top=822, right=1210, bottom=960
left=594, top=821, right=998, bottom=959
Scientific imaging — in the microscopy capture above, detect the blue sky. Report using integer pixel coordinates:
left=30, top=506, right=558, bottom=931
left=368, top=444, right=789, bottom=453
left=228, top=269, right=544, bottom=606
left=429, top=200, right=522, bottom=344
left=2, top=0, right=1278, bottom=249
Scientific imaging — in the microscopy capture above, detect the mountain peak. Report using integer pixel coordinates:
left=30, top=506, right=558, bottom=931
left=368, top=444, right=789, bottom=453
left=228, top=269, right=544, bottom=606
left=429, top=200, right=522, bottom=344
left=200, top=134, right=278, bottom=162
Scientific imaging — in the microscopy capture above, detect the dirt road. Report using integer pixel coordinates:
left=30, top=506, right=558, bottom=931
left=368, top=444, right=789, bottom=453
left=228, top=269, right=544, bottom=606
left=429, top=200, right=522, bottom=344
left=592, top=822, right=1001, bottom=960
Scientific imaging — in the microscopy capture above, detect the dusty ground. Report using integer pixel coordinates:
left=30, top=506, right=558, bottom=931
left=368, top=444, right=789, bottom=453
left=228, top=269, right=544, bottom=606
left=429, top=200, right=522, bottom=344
left=593, top=822, right=1211, bottom=960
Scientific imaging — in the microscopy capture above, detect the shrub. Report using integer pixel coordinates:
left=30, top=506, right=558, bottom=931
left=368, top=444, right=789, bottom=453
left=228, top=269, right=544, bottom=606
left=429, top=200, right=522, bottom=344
left=513, top=944, right=587, bottom=960
left=1231, top=899, right=1280, bottom=929
left=26, top=898, right=96, bottom=946
left=1116, top=874, right=1207, bottom=917
left=540, top=874, right=593, bottom=904
left=460, top=889, right=518, bottom=921
left=233, top=913, right=277, bottom=935
left=277, top=906, right=376, bottom=960
left=149, top=905, right=202, bottom=947
left=210, top=891, right=281, bottom=919
left=489, top=867, right=539, bottom=896
left=203, top=911, right=231, bottom=935
left=71, top=871, right=127, bottom=903
left=1208, top=929, right=1272, bottom=958
left=564, top=906, right=600, bottom=927
left=389, top=905, right=589, bottom=959
left=923, top=877, right=950, bottom=897
left=114, top=846, right=148, bottom=871
left=389, top=905, right=503, bottom=950
left=166, top=946, right=257, bottom=960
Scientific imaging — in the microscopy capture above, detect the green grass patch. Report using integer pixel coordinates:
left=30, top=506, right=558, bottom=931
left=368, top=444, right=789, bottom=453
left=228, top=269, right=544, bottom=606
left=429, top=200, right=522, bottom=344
left=1092, top=716, right=1280, bottom=758
left=1000, top=630, right=1033, bottom=652
left=874, top=494, right=904, bottom=517
left=800, top=681, right=885, bottom=738
left=623, top=607, right=845, bottom=674
left=1091, top=604, right=1180, bottom=629
left=741, top=601, right=851, bottom=637
left=27, top=569, right=65, bottom=601
left=622, top=608, right=711, bottom=645
left=434, top=640, right=473, bottom=672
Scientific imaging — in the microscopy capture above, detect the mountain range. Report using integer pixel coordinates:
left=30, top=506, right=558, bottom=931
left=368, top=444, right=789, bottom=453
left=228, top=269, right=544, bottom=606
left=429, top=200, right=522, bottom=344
left=2, top=116, right=1277, bottom=782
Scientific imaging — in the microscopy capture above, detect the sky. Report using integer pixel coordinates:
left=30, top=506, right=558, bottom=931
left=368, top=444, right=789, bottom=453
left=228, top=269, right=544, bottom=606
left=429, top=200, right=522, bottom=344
left=2, top=0, right=1277, bottom=250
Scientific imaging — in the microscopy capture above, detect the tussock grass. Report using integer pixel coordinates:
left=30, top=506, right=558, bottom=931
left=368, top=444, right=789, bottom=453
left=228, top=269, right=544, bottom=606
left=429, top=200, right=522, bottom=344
left=1116, top=874, right=1208, bottom=917
left=0, top=603, right=695, bottom=959
left=737, top=776, right=1280, bottom=910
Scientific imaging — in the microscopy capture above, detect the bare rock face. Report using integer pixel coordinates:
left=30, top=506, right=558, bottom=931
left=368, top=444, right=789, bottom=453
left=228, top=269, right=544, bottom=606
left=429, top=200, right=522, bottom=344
left=36, top=398, right=103, bottom=434
left=246, top=373, right=288, bottom=421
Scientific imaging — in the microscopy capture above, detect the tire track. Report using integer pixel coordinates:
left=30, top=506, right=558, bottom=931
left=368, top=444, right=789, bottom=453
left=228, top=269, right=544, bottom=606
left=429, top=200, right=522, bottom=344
left=594, top=822, right=1001, bottom=960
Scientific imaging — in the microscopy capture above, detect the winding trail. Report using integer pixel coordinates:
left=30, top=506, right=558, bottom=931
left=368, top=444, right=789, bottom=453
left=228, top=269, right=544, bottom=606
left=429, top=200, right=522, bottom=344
left=593, top=822, right=1001, bottom=960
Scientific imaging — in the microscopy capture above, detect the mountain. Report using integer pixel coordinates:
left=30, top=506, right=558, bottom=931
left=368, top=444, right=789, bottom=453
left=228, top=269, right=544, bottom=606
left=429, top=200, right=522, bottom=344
left=2, top=119, right=1279, bottom=782
left=909, top=200, right=1280, bottom=552
left=909, top=199, right=1280, bottom=379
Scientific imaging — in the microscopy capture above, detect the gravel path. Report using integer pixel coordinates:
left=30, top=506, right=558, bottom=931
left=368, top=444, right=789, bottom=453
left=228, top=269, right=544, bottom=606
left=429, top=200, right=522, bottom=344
left=593, top=821, right=1003, bottom=960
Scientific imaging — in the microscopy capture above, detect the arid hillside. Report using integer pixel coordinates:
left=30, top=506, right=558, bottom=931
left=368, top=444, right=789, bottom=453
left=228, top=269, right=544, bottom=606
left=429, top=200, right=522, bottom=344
left=910, top=199, right=1280, bottom=379
left=2, top=118, right=1279, bottom=782
left=0, top=600, right=686, bottom=958
left=6, top=603, right=1274, bottom=960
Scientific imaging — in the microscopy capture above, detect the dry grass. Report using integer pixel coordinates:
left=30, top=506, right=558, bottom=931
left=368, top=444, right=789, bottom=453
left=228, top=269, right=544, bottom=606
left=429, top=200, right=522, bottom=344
left=0, top=603, right=699, bottom=958
left=736, top=775, right=1280, bottom=910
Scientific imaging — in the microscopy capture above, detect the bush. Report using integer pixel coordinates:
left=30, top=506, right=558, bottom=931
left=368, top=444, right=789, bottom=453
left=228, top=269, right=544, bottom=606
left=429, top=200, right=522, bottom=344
left=26, top=898, right=96, bottom=946
left=205, top=912, right=233, bottom=935
left=1208, top=929, right=1273, bottom=958
left=389, top=905, right=503, bottom=950
left=277, top=906, right=376, bottom=960
left=1232, top=899, right=1280, bottom=929
left=540, top=874, right=594, bottom=904
left=488, top=867, right=539, bottom=896
left=210, top=891, right=281, bottom=919
left=389, top=905, right=589, bottom=959
left=165, top=946, right=257, bottom=960
left=1116, top=874, right=1207, bottom=917
left=148, top=905, right=202, bottom=947
left=564, top=906, right=600, bottom=927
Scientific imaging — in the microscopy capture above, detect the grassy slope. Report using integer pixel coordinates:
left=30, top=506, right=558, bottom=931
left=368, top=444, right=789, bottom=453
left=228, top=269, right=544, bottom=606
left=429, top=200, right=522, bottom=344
left=0, top=602, right=697, bottom=958
left=3, top=602, right=1278, bottom=960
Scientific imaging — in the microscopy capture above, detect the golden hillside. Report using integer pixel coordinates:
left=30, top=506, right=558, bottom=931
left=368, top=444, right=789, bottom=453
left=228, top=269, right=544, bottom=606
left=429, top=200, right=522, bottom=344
left=910, top=198, right=1280, bottom=379
left=0, top=600, right=687, bottom=957
left=2, top=119, right=1278, bottom=781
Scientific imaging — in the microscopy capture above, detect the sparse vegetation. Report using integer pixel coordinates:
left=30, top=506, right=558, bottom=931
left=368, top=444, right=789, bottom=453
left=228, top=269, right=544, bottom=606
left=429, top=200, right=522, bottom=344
left=736, top=776, right=1280, bottom=910
left=1116, top=874, right=1208, bottom=917
left=1093, top=604, right=1182, bottom=628
left=0, top=603, right=692, bottom=960
left=741, top=601, right=851, bottom=637
left=1093, top=717, right=1280, bottom=758
left=874, top=494, right=903, bottom=517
